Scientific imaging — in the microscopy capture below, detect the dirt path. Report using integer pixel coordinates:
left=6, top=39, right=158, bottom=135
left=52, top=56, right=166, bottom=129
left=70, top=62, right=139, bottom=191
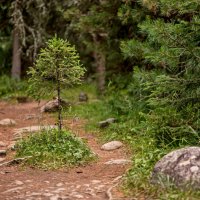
left=0, top=101, right=131, bottom=200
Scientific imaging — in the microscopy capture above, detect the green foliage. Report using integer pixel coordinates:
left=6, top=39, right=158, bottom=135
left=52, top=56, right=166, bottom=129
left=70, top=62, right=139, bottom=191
left=119, top=0, right=200, bottom=147
left=28, top=36, right=85, bottom=100
left=1, top=0, right=200, bottom=198
left=0, top=75, right=28, bottom=98
left=61, top=83, right=97, bottom=102
left=62, top=1, right=126, bottom=76
left=16, top=129, right=95, bottom=169
left=28, top=36, right=85, bottom=132
left=106, top=68, right=160, bottom=118
left=114, top=0, right=200, bottom=198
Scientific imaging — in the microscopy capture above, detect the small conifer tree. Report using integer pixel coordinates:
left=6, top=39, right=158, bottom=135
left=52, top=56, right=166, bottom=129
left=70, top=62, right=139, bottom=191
left=28, top=36, right=85, bottom=133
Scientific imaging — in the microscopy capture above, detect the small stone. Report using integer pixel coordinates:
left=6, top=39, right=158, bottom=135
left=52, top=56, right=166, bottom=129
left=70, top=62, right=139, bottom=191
left=50, top=195, right=60, bottom=200
left=53, top=188, right=66, bottom=193
left=30, top=192, right=42, bottom=196
left=98, top=118, right=116, bottom=128
left=15, top=180, right=24, bottom=185
left=104, top=159, right=131, bottom=165
left=95, top=185, right=105, bottom=190
left=0, top=141, right=6, bottom=147
left=4, top=170, right=12, bottom=174
left=41, top=98, right=70, bottom=113
left=76, top=169, right=83, bottom=174
left=16, top=96, right=28, bottom=103
left=79, top=92, right=88, bottom=102
left=24, top=114, right=37, bottom=120
left=25, top=180, right=32, bottom=183
left=85, top=188, right=95, bottom=196
left=44, top=181, right=50, bottom=184
left=7, top=142, right=16, bottom=150
left=106, top=118, right=116, bottom=123
left=73, top=194, right=84, bottom=199
left=0, top=150, right=7, bottom=156
left=0, top=118, right=16, bottom=126
left=43, top=193, right=54, bottom=197
left=91, top=180, right=101, bottom=184
left=190, top=166, right=199, bottom=173
left=101, top=141, right=123, bottom=151
left=56, top=183, right=63, bottom=187
left=0, top=158, right=5, bottom=162
left=83, top=184, right=90, bottom=187
left=98, top=121, right=109, bottom=128
left=14, top=125, right=57, bottom=135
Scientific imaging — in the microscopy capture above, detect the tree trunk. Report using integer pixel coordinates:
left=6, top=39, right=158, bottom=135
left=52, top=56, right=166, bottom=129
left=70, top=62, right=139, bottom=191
left=92, top=34, right=106, bottom=95
left=94, top=51, right=106, bottom=95
left=11, top=29, right=21, bottom=80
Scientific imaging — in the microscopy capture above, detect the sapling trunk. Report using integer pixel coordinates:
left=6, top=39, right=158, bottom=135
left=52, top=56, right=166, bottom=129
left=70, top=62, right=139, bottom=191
left=56, top=65, right=62, bottom=134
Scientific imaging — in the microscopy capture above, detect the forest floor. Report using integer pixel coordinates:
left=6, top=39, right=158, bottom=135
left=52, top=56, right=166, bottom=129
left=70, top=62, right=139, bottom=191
left=0, top=101, right=131, bottom=200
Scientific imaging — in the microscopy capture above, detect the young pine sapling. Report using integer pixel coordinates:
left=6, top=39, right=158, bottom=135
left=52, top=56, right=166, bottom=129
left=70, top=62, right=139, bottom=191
left=28, top=37, right=85, bottom=133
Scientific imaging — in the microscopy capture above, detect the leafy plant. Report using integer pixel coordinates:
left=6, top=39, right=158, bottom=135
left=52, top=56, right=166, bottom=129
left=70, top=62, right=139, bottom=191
left=28, top=36, right=85, bottom=132
left=0, top=75, right=28, bottom=98
left=16, top=129, right=95, bottom=169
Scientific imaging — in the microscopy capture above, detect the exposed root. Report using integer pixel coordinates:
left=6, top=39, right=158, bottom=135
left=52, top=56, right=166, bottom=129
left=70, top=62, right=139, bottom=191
left=106, top=175, right=123, bottom=200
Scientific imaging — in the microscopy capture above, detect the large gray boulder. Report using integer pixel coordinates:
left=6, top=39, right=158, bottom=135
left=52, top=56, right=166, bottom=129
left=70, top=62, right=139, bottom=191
left=40, top=98, right=70, bottom=113
left=151, top=147, right=200, bottom=189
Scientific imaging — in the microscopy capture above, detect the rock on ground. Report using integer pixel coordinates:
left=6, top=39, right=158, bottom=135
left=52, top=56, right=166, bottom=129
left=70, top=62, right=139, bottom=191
left=0, top=158, right=5, bottom=162
left=101, top=141, right=123, bottom=151
left=151, top=146, right=200, bottom=189
left=14, top=125, right=57, bottom=135
left=79, top=92, right=88, bottom=102
left=40, top=98, right=70, bottom=113
left=0, top=141, right=6, bottom=147
left=98, top=118, right=116, bottom=128
left=13, top=125, right=57, bottom=140
left=104, top=159, right=131, bottom=165
left=0, top=119, right=16, bottom=126
left=16, top=96, right=29, bottom=103
left=7, top=142, right=16, bottom=151
left=0, top=150, right=7, bottom=156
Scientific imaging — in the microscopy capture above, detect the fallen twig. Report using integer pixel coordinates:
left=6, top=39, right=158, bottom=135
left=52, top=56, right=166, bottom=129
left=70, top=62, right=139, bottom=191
left=0, top=156, right=32, bottom=167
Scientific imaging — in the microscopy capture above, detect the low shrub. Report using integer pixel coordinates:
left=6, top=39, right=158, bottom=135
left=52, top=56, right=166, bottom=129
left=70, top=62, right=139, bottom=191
left=16, top=129, right=96, bottom=169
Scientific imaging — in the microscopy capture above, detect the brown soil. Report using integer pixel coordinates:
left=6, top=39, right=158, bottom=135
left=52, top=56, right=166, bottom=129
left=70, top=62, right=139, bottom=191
left=0, top=101, right=131, bottom=200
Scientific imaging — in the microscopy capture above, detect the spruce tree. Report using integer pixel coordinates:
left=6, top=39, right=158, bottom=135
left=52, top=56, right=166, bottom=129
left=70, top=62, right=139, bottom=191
left=120, top=0, right=200, bottom=146
left=28, top=36, right=85, bottom=133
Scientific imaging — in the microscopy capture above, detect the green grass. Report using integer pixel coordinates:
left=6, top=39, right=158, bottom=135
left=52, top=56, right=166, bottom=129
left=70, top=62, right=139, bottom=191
left=65, top=101, right=114, bottom=132
left=16, top=129, right=96, bottom=169
left=0, top=75, right=28, bottom=100
left=61, top=83, right=97, bottom=102
left=7, top=81, right=200, bottom=199
left=60, top=85, right=200, bottom=199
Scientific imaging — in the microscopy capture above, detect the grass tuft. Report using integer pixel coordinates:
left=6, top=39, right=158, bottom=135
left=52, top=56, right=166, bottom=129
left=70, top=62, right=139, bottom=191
left=16, top=129, right=96, bottom=169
